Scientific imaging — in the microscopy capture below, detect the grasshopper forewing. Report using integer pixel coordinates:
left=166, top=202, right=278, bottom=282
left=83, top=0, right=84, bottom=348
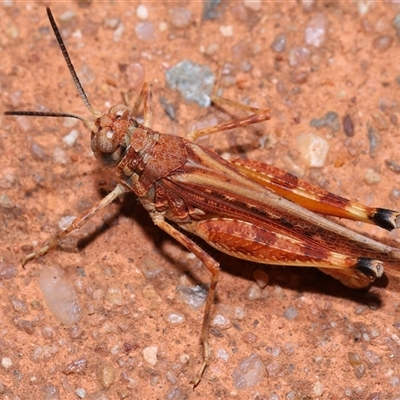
left=5, top=7, right=400, bottom=387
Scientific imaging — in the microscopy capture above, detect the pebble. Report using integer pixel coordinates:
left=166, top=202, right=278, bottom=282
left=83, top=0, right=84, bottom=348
left=0, top=194, right=12, bottom=208
left=348, top=352, right=365, bottom=379
left=103, top=18, right=120, bottom=30
left=216, top=348, right=229, bottom=362
left=39, top=265, right=82, bottom=325
left=10, top=296, right=29, bottom=314
left=164, top=311, right=186, bottom=325
left=373, top=35, right=393, bottom=52
left=105, top=287, right=124, bottom=306
left=253, top=269, right=269, bottom=289
left=296, top=132, right=329, bottom=168
left=364, top=169, right=381, bottom=185
left=75, top=388, right=86, bottom=399
left=140, top=257, right=164, bottom=279
left=31, top=142, right=47, bottom=161
left=343, top=114, right=355, bottom=137
left=142, top=346, right=158, bottom=366
left=232, top=353, right=266, bottom=389
left=135, top=22, right=156, bottom=41
left=169, top=7, right=192, bottom=29
left=1, top=357, right=12, bottom=369
left=176, top=284, right=207, bottom=310
left=136, top=4, right=149, bottom=20
left=213, top=313, right=231, bottom=328
left=165, top=386, right=185, bottom=400
left=41, top=326, right=55, bottom=339
left=283, top=305, right=298, bottom=321
left=97, top=363, right=116, bottom=389
left=244, top=0, right=261, bottom=11
left=305, top=13, right=328, bottom=47
left=246, top=283, right=264, bottom=301
left=62, top=129, right=79, bottom=147
left=53, top=147, right=68, bottom=164
left=310, top=111, right=340, bottom=132
left=41, top=385, right=59, bottom=400
left=113, top=21, right=125, bottom=42
left=289, top=47, right=311, bottom=67
left=219, top=25, right=233, bottom=37
left=270, top=33, right=286, bottom=53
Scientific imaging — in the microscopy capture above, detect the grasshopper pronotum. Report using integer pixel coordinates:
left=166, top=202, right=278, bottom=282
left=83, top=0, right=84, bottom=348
left=5, top=8, right=400, bottom=386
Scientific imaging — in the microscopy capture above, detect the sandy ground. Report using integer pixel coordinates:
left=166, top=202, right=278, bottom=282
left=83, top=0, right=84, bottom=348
left=1, top=1, right=400, bottom=399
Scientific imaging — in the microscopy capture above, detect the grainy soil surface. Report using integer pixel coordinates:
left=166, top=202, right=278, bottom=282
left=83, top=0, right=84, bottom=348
left=1, top=1, right=400, bottom=399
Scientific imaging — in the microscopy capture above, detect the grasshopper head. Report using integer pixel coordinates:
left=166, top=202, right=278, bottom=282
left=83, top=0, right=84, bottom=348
left=90, top=104, right=137, bottom=167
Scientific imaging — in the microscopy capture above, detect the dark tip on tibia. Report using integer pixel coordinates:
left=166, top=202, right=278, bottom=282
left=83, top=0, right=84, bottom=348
left=355, top=258, right=384, bottom=281
left=371, top=208, right=400, bottom=231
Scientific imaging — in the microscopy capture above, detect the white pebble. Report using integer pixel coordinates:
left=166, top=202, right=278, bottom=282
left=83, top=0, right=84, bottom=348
left=296, top=132, right=329, bottom=168
left=39, top=265, right=82, bottom=325
left=213, top=313, right=230, bottom=328
left=164, top=311, right=186, bottom=325
left=305, top=13, right=328, bottom=47
left=62, top=129, right=79, bottom=147
left=219, top=25, right=233, bottom=37
left=216, top=348, right=229, bottom=362
left=244, top=0, right=261, bottom=11
left=232, top=353, right=266, bottom=389
left=113, top=22, right=125, bottom=43
left=1, top=357, right=12, bottom=369
left=136, top=4, right=149, bottom=20
left=142, top=346, right=158, bottom=366
left=75, top=388, right=86, bottom=398
left=53, top=147, right=68, bottom=164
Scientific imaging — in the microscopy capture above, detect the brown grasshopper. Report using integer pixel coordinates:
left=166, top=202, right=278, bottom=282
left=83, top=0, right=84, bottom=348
left=5, top=7, right=400, bottom=386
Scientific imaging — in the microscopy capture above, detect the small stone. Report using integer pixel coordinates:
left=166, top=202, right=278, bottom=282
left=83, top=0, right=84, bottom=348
left=270, top=33, right=286, bottom=53
left=96, top=362, right=116, bottom=389
left=348, top=352, right=365, bottom=379
left=143, top=346, right=158, bottom=366
left=62, top=129, right=79, bottom=147
left=343, top=114, right=355, bottom=137
left=75, top=388, right=86, bottom=399
left=136, top=4, right=149, bottom=20
left=0, top=259, right=18, bottom=280
left=135, top=22, right=156, bottom=41
left=283, top=306, right=298, bottom=321
left=164, top=311, right=186, bottom=325
left=373, top=35, right=393, bottom=52
left=105, top=287, right=124, bottom=306
left=169, top=7, right=192, bottom=29
left=213, top=313, right=231, bottom=328
left=232, top=353, right=266, bottom=389
left=166, top=60, right=214, bottom=108
left=176, top=284, right=208, bottom=310
left=244, top=0, right=261, bottom=11
left=305, top=13, right=328, bottom=47
left=296, top=132, right=329, bottom=168
left=253, top=269, right=269, bottom=289
left=364, top=169, right=381, bottom=185
left=63, top=358, right=88, bottom=375
left=140, top=257, right=164, bottom=279
left=1, top=357, right=12, bottom=369
left=219, top=25, right=233, bottom=37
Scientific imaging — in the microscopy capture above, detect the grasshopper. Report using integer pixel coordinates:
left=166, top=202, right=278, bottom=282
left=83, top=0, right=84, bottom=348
left=5, top=8, right=400, bottom=386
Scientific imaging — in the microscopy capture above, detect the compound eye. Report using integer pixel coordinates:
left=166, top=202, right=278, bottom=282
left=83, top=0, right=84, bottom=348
left=115, top=109, right=124, bottom=119
left=96, top=128, right=119, bottom=153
